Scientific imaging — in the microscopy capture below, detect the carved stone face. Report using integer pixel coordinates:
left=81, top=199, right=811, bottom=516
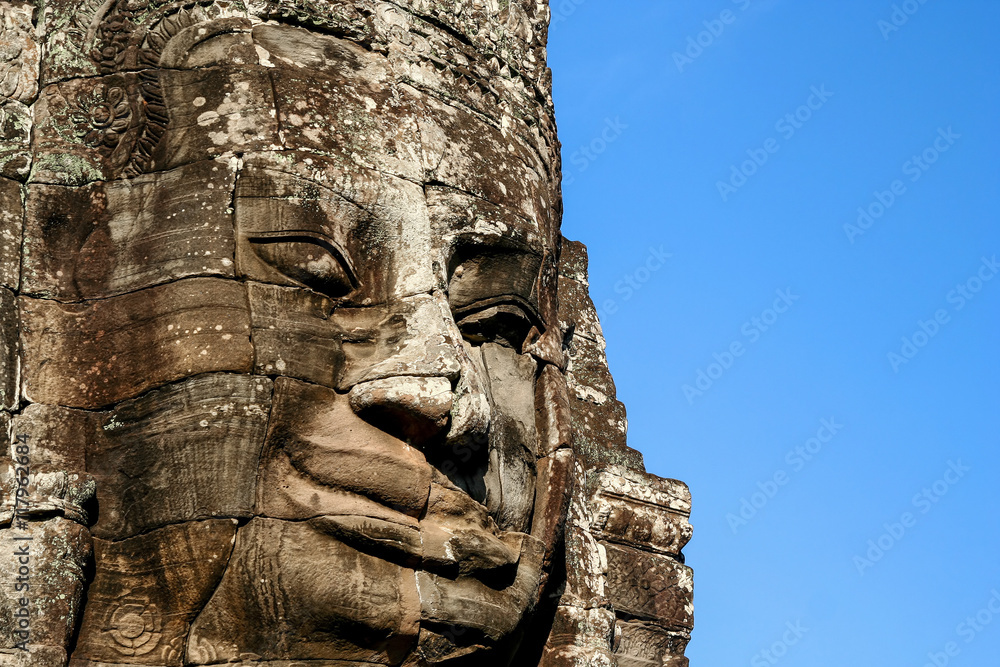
left=184, top=24, right=554, bottom=664
left=15, top=17, right=566, bottom=666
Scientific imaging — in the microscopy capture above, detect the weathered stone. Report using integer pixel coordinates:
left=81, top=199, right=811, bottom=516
left=538, top=605, right=616, bottom=667
left=264, top=28, right=423, bottom=181
left=0, top=4, right=38, bottom=104
left=31, top=73, right=144, bottom=186
left=412, top=625, right=492, bottom=664
left=569, top=396, right=642, bottom=471
left=587, top=468, right=693, bottom=559
left=0, top=1, right=694, bottom=663
left=567, top=334, right=617, bottom=406
left=0, top=101, right=31, bottom=180
left=428, top=186, right=548, bottom=257
left=37, top=0, right=102, bottom=84
left=3, top=375, right=269, bottom=540
left=246, top=282, right=344, bottom=387
left=603, top=544, right=694, bottom=632
left=415, top=532, right=545, bottom=642
left=0, top=461, right=94, bottom=527
left=1, top=644, right=68, bottom=667
left=0, top=288, right=16, bottom=410
left=256, top=377, right=433, bottom=522
left=531, top=449, right=575, bottom=577
left=480, top=342, right=538, bottom=532
left=187, top=518, right=420, bottom=663
left=0, top=519, right=91, bottom=654
left=558, top=239, right=591, bottom=286
left=20, top=278, right=252, bottom=408
left=558, top=273, right=607, bottom=350
left=235, top=167, right=371, bottom=295
left=613, top=620, right=690, bottom=667
left=73, top=520, right=237, bottom=666
left=0, top=177, right=21, bottom=287
left=421, top=480, right=521, bottom=577
left=87, top=374, right=272, bottom=539
left=22, top=159, right=237, bottom=300
left=154, top=67, right=279, bottom=172
left=9, top=403, right=87, bottom=472
left=419, top=94, right=547, bottom=221
left=536, top=363, right=573, bottom=457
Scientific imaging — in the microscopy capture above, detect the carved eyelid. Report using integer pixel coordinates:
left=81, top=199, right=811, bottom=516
left=246, top=229, right=360, bottom=288
left=452, top=294, right=545, bottom=330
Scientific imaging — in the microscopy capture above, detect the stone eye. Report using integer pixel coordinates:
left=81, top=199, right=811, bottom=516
left=248, top=233, right=358, bottom=298
left=453, top=298, right=543, bottom=351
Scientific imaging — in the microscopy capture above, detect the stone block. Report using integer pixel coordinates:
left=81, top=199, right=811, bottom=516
left=0, top=519, right=91, bottom=652
left=0, top=288, right=16, bottom=410
left=603, top=544, right=693, bottom=631
left=85, top=374, right=272, bottom=539
left=72, top=520, right=237, bottom=666
left=0, top=177, right=21, bottom=287
left=186, top=518, right=420, bottom=663
left=0, top=101, right=31, bottom=181
left=22, top=160, right=237, bottom=300
left=613, top=620, right=690, bottom=667
left=20, top=278, right=252, bottom=408
left=587, top=468, right=692, bottom=558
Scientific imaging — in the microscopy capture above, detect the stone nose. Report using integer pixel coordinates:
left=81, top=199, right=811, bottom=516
left=348, top=376, right=454, bottom=447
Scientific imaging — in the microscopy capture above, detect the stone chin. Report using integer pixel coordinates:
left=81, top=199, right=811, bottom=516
left=184, top=375, right=552, bottom=663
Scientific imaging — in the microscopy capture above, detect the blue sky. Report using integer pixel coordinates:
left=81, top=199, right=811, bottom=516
left=548, top=1, right=1000, bottom=664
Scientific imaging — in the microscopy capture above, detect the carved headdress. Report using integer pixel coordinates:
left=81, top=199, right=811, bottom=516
left=20, top=0, right=559, bottom=179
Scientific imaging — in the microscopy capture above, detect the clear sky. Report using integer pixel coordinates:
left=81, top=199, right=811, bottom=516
left=548, top=1, right=1000, bottom=664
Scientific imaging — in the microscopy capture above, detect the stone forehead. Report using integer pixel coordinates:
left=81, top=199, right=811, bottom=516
left=22, top=0, right=560, bottom=230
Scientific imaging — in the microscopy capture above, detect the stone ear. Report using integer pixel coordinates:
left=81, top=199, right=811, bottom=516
left=155, top=17, right=255, bottom=69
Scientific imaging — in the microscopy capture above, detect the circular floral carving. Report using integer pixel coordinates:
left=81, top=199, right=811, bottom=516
left=106, top=598, right=162, bottom=656
left=70, top=84, right=132, bottom=149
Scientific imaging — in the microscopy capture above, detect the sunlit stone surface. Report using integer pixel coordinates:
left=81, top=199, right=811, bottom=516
left=0, top=1, right=692, bottom=665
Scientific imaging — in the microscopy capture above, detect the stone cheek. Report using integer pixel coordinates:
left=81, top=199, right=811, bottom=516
left=19, top=279, right=254, bottom=409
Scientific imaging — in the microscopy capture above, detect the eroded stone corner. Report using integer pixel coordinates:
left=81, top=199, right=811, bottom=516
left=543, top=237, right=694, bottom=667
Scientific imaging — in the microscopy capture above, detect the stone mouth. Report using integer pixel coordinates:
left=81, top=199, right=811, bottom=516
left=306, top=506, right=524, bottom=588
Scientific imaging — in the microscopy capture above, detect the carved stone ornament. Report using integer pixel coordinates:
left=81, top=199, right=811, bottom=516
left=0, top=1, right=693, bottom=666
